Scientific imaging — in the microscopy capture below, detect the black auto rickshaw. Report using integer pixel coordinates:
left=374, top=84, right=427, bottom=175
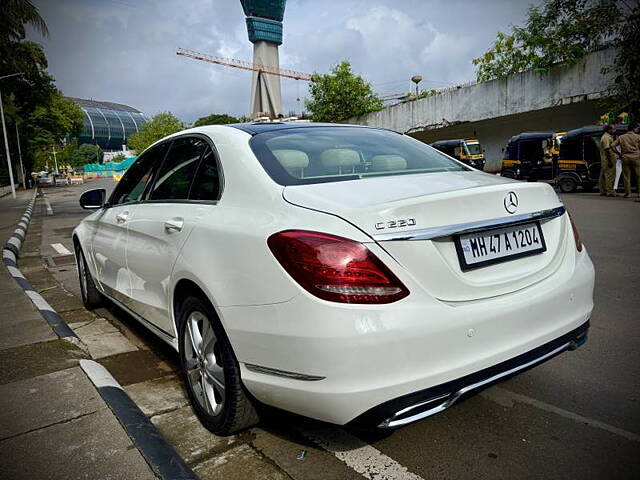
left=430, top=138, right=486, bottom=170
left=556, top=124, right=631, bottom=193
left=500, top=132, right=555, bottom=181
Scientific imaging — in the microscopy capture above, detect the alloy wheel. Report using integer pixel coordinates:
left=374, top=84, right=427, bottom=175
left=183, top=311, right=226, bottom=415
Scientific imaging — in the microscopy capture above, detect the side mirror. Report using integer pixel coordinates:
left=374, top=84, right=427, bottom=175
left=79, top=189, right=106, bottom=210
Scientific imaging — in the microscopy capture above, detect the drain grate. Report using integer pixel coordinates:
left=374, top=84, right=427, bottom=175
left=50, top=254, right=76, bottom=266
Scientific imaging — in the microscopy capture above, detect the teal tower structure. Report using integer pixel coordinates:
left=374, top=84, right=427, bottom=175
left=240, top=0, right=287, bottom=118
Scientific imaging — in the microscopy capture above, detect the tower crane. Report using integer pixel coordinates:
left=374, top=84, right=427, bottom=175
left=176, top=48, right=312, bottom=81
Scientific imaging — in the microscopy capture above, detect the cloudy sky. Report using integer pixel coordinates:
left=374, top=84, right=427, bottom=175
left=30, top=0, right=536, bottom=123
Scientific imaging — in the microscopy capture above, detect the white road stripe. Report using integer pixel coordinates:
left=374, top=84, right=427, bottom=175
left=482, top=387, right=640, bottom=443
left=51, top=243, right=72, bottom=255
left=300, top=425, right=424, bottom=480
left=44, top=197, right=53, bottom=215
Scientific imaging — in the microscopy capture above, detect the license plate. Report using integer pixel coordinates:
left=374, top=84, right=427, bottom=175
left=455, top=222, right=546, bottom=271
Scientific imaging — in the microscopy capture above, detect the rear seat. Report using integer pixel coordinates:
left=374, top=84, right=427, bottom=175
left=370, top=155, right=407, bottom=172
left=272, top=149, right=309, bottom=178
left=320, top=149, right=361, bottom=174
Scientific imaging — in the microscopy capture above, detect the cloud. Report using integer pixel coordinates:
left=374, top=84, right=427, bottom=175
left=30, top=0, right=534, bottom=122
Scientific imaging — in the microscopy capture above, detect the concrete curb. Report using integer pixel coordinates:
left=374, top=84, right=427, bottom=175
left=2, top=189, right=78, bottom=340
left=80, top=360, right=198, bottom=480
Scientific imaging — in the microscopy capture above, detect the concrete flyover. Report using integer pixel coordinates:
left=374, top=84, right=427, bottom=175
left=350, top=49, right=616, bottom=172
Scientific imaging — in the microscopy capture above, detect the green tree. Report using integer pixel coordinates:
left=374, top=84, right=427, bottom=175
left=110, top=153, right=127, bottom=163
left=1, top=1, right=86, bottom=181
left=128, top=112, right=183, bottom=153
left=305, top=61, right=383, bottom=122
left=59, top=142, right=83, bottom=169
left=0, top=0, right=48, bottom=43
left=472, top=0, right=619, bottom=82
left=78, top=144, right=103, bottom=164
left=606, top=4, right=640, bottom=118
left=193, top=113, right=239, bottom=127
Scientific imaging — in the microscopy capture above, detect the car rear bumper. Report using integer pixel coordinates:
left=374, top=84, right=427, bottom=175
left=222, top=244, right=594, bottom=426
left=350, top=320, right=589, bottom=428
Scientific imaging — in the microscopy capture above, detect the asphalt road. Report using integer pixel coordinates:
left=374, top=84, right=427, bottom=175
left=36, top=178, right=639, bottom=479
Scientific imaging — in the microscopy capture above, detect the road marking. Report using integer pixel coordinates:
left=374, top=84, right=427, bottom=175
left=482, top=387, right=640, bottom=443
left=44, top=197, right=53, bottom=215
left=51, top=243, right=72, bottom=255
left=300, top=425, right=424, bottom=480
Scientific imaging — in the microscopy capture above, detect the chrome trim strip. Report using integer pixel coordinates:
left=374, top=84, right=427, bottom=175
left=244, top=363, right=325, bottom=381
left=374, top=206, right=566, bottom=242
left=381, top=341, right=571, bottom=428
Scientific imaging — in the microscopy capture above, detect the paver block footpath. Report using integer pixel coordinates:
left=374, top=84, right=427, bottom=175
left=0, top=408, right=156, bottom=480
left=98, top=349, right=176, bottom=387
left=0, top=339, right=86, bottom=385
left=125, top=375, right=190, bottom=416
left=69, top=317, right=138, bottom=359
left=194, top=444, right=290, bottom=480
left=152, top=405, right=239, bottom=464
left=0, top=367, right=103, bottom=440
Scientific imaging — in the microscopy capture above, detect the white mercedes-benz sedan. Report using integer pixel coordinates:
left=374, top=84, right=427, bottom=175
left=73, top=122, right=594, bottom=435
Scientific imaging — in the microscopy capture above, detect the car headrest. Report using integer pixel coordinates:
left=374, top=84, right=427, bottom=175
left=370, top=155, right=407, bottom=171
left=272, top=149, right=309, bottom=174
left=320, top=149, right=361, bottom=170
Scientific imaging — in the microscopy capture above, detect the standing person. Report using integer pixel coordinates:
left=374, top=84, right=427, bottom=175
left=613, top=140, right=624, bottom=192
left=598, top=124, right=618, bottom=197
left=614, top=123, right=640, bottom=198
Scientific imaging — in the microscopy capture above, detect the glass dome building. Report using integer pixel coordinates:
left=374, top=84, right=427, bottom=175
left=68, top=97, right=147, bottom=151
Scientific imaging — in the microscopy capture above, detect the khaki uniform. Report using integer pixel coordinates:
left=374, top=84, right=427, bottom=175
left=613, top=131, right=640, bottom=195
left=599, top=132, right=617, bottom=196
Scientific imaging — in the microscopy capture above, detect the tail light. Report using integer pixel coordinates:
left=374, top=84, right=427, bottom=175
left=267, top=230, right=409, bottom=304
left=568, top=214, right=583, bottom=252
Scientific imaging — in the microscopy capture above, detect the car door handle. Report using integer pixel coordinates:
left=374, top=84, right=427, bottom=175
left=116, top=212, right=129, bottom=223
left=164, top=218, right=184, bottom=233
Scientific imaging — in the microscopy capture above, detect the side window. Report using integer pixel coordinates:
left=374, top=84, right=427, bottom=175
left=149, top=137, right=207, bottom=201
left=109, top=143, right=168, bottom=205
left=189, top=145, right=221, bottom=201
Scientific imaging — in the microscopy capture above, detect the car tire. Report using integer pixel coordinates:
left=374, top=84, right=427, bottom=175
left=178, top=295, right=259, bottom=436
left=75, top=245, right=103, bottom=309
left=558, top=176, right=578, bottom=193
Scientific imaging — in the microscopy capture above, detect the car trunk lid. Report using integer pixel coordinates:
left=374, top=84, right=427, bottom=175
left=283, top=171, right=567, bottom=301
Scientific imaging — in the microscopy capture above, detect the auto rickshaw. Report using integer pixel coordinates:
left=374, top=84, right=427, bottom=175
left=500, top=132, right=555, bottom=181
left=556, top=124, right=631, bottom=193
left=430, top=138, right=486, bottom=170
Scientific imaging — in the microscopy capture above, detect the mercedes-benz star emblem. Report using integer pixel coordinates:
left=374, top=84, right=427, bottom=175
left=504, top=191, right=518, bottom=214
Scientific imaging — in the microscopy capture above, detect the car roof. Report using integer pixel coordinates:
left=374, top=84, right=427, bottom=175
left=227, top=121, right=379, bottom=135
left=507, top=132, right=554, bottom=143
left=562, top=124, right=629, bottom=142
left=431, top=139, right=462, bottom=147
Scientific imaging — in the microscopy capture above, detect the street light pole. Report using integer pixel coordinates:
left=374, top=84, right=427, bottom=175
left=0, top=84, right=16, bottom=198
left=0, top=72, right=25, bottom=199
left=52, top=145, right=58, bottom=175
left=15, top=123, right=25, bottom=189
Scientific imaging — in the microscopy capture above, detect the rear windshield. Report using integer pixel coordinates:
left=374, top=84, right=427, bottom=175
left=249, top=126, right=468, bottom=186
